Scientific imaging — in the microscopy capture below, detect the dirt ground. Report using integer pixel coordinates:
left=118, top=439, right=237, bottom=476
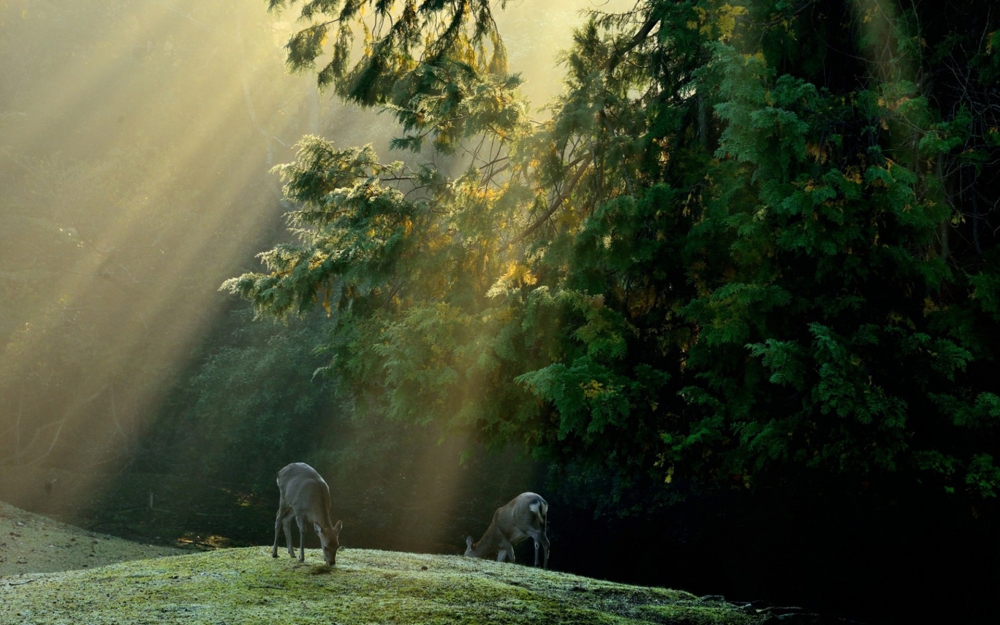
left=0, top=499, right=187, bottom=577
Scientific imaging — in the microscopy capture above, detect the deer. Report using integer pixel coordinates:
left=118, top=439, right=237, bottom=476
left=272, top=462, right=343, bottom=566
left=465, top=492, right=550, bottom=569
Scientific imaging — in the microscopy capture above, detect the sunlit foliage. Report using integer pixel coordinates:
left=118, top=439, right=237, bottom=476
left=227, top=0, right=1000, bottom=504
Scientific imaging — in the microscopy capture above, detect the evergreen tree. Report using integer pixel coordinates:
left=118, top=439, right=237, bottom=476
left=227, top=0, right=1000, bottom=504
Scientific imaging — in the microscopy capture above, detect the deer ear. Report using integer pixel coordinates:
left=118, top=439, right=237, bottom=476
left=466, top=536, right=474, bottom=549
left=333, top=520, right=343, bottom=535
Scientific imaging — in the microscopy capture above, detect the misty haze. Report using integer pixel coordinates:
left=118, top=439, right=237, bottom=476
left=2, top=2, right=999, bottom=625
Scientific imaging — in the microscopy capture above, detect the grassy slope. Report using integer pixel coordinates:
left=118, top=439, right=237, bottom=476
left=1, top=546, right=764, bottom=625
left=0, top=500, right=186, bottom=576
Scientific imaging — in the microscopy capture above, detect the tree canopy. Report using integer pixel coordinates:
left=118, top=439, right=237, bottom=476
left=226, top=0, right=1000, bottom=505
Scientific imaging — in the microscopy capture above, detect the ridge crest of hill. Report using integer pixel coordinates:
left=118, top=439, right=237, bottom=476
left=1, top=500, right=764, bottom=625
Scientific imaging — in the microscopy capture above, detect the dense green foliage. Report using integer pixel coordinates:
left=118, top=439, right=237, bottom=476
left=227, top=0, right=1000, bottom=505
left=144, top=312, right=335, bottom=485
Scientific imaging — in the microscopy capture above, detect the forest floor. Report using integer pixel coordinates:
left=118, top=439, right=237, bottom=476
left=0, top=500, right=766, bottom=625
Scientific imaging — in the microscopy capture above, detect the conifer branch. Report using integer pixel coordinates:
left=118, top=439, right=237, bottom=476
left=607, top=12, right=661, bottom=73
left=508, top=155, right=592, bottom=248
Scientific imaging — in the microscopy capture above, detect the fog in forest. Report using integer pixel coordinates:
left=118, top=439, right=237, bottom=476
left=5, top=4, right=1000, bottom=624
left=0, top=0, right=632, bottom=570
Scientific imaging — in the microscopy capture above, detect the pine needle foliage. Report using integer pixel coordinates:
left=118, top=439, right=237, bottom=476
left=227, top=0, right=1000, bottom=505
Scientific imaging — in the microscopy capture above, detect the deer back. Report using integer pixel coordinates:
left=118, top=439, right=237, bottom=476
left=277, top=462, right=334, bottom=528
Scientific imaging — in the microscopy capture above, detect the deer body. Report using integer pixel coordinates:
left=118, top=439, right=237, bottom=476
left=272, top=462, right=343, bottom=566
left=465, top=492, right=549, bottom=568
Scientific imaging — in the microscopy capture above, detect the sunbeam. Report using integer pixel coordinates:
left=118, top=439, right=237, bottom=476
left=0, top=0, right=338, bottom=510
left=1, top=0, right=626, bottom=550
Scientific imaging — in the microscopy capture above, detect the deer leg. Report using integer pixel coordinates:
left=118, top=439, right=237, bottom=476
left=526, top=528, right=550, bottom=569
left=531, top=528, right=550, bottom=569
left=540, top=532, right=549, bottom=569
left=296, top=515, right=306, bottom=562
left=272, top=505, right=289, bottom=558
left=497, top=539, right=516, bottom=563
left=539, top=532, right=550, bottom=569
left=283, top=514, right=295, bottom=558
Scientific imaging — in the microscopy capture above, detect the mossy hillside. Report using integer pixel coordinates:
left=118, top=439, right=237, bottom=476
left=0, top=547, right=762, bottom=624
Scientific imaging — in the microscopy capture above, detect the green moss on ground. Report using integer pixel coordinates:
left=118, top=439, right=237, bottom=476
left=0, top=547, right=764, bottom=624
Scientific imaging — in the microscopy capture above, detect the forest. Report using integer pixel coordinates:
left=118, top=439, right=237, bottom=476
left=2, top=1, right=999, bottom=624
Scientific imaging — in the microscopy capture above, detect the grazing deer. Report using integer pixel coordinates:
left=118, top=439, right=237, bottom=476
left=465, top=492, right=550, bottom=568
left=272, top=462, right=343, bottom=566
